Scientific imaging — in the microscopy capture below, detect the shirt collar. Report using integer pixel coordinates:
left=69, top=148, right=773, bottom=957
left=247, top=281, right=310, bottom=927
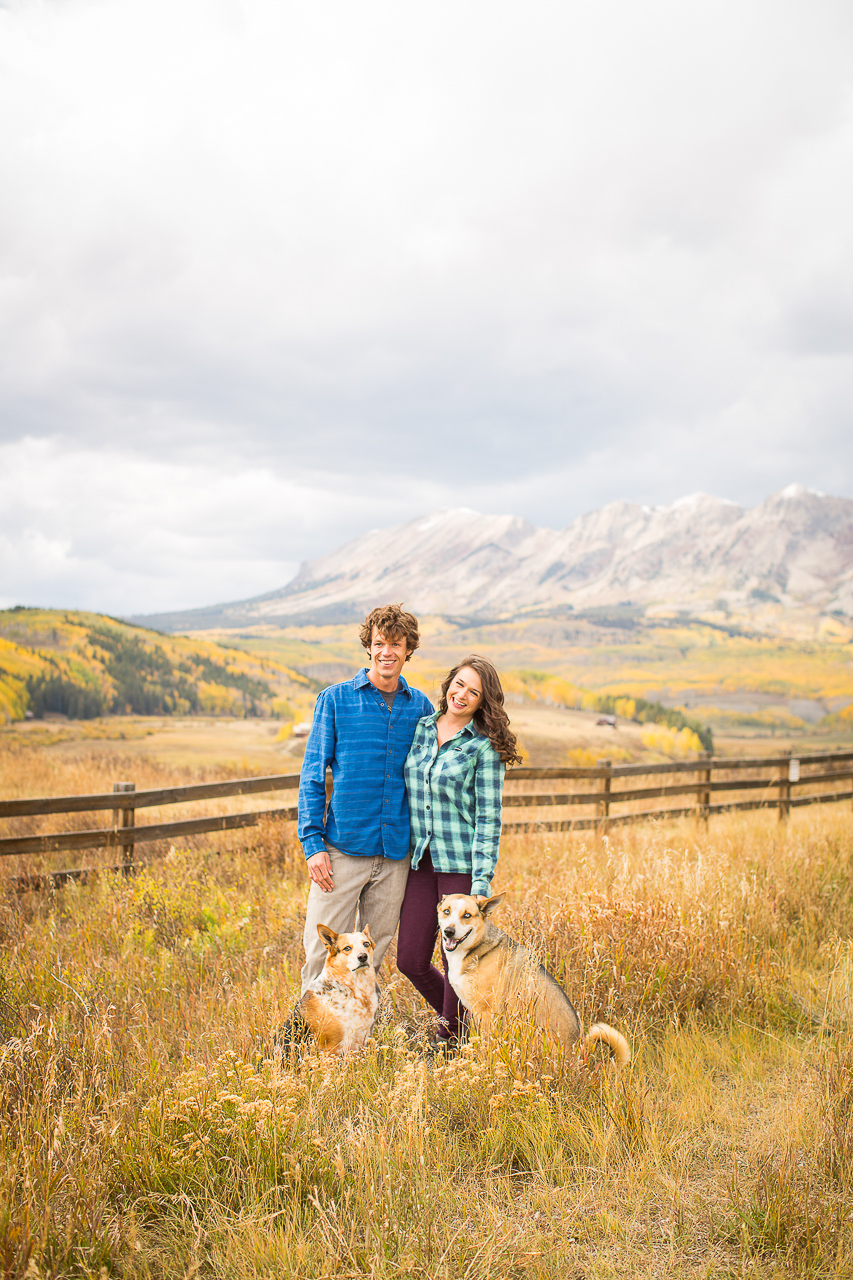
left=424, top=710, right=480, bottom=737
left=354, top=667, right=413, bottom=698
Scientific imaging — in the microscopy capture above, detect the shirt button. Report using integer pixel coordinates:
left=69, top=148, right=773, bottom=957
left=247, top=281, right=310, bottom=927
left=426, top=804, right=430, bottom=810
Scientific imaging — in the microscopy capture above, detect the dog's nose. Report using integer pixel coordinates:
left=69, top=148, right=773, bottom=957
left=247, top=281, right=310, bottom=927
left=443, top=926, right=455, bottom=938
left=358, top=952, right=368, bottom=963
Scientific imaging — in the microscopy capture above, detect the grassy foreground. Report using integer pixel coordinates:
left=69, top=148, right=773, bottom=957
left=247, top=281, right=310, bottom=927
left=3, top=749, right=853, bottom=1277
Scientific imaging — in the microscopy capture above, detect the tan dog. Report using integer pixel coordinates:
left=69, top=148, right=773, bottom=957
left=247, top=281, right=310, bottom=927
left=439, top=893, right=630, bottom=1068
left=297, top=925, right=380, bottom=1054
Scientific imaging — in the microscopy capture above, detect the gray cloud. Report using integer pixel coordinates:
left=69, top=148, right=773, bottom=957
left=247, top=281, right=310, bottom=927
left=1, top=0, right=853, bottom=611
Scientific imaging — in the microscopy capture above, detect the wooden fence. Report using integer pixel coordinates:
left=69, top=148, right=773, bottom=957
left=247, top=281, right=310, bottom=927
left=500, top=750, right=853, bottom=832
left=0, top=775, right=300, bottom=888
left=2, top=749, right=852, bottom=888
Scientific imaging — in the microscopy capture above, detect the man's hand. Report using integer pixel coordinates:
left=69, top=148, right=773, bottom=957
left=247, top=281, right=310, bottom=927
left=306, top=849, right=334, bottom=893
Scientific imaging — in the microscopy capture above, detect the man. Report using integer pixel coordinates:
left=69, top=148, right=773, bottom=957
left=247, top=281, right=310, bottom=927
left=296, top=602, right=433, bottom=994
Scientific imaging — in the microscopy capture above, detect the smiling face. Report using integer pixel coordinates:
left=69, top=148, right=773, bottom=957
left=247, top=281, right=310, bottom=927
left=438, top=893, right=484, bottom=953
left=438, top=892, right=505, bottom=953
left=367, top=628, right=410, bottom=688
left=445, top=665, right=484, bottom=720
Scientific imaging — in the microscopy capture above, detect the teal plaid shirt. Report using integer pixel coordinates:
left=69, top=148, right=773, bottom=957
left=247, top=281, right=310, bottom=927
left=404, top=712, right=505, bottom=896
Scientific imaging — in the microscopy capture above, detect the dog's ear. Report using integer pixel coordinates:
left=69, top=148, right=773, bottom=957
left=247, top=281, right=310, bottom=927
left=317, top=923, right=339, bottom=952
left=362, top=923, right=375, bottom=947
left=480, top=893, right=505, bottom=917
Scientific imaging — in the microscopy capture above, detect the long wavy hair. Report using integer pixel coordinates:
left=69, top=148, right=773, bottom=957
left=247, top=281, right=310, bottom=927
left=438, top=654, right=522, bottom=766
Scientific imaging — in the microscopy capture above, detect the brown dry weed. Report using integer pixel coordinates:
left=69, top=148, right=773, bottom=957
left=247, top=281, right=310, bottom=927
left=1, top=739, right=853, bottom=1278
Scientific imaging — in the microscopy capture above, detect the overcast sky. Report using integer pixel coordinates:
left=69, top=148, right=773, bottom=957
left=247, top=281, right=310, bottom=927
left=2, top=0, right=852, bottom=615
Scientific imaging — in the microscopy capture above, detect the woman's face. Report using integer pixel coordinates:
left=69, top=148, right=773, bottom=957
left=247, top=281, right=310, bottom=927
left=446, top=666, right=484, bottom=719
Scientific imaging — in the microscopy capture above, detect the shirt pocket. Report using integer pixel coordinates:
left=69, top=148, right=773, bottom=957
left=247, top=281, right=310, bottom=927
left=411, top=741, right=436, bottom=775
left=435, top=744, right=476, bottom=800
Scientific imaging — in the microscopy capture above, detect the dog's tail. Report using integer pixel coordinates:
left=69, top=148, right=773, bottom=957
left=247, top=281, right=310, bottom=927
left=584, top=1022, right=630, bottom=1070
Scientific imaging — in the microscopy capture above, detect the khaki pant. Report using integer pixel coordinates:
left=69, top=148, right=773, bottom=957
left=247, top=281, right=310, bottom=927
left=300, top=845, right=411, bottom=993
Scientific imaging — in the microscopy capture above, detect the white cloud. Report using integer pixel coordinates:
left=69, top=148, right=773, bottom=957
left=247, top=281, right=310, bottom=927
left=0, top=438, right=309, bottom=612
left=1, top=0, right=853, bottom=611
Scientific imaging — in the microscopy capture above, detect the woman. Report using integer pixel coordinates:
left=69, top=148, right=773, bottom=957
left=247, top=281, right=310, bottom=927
left=397, top=654, right=522, bottom=1052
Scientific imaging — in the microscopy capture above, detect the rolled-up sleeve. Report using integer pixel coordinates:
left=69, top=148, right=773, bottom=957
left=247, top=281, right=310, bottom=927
left=297, top=690, right=335, bottom=858
left=470, top=743, right=505, bottom=896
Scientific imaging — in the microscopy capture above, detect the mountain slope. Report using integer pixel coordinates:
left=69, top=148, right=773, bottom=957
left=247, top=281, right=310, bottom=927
left=131, top=485, right=853, bottom=632
left=0, top=609, right=316, bottom=724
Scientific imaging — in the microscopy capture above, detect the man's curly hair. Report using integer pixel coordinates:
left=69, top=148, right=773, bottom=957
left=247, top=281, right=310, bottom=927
left=359, top=603, right=420, bottom=660
left=438, top=654, right=522, bottom=765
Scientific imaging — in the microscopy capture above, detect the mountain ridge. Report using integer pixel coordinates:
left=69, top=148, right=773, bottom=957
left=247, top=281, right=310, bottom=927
left=131, top=485, right=853, bottom=633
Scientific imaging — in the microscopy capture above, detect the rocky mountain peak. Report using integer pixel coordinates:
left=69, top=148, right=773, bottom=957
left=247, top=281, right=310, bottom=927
left=131, top=486, right=853, bottom=632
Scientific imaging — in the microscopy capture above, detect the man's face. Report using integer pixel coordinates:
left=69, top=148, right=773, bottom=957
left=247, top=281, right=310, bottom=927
left=368, top=628, right=410, bottom=685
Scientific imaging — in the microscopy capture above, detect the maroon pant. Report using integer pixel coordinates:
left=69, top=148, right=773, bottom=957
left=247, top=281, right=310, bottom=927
left=396, top=850, right=471, bottom=1041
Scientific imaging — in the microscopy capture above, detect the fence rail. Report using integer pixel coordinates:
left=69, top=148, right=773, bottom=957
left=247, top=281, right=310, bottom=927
left=501, top=751, right=853, bottom=834
left=2, top=750, right=853, bottom=887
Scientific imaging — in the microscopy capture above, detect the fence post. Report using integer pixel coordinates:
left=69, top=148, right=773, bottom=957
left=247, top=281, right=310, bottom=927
left=113, top=781, right=136, bottom=870
left=697, top=751, right=711, bottom=828
left=777, top=757, right=791, bottom=822
left=596, top=759, right=612, bottom=834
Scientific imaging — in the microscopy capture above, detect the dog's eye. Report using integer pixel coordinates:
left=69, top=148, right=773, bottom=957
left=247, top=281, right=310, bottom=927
left=442, top=907, right=450, bottom=915
left=343, top=945, right=352, bottom=952
left=462, top=911, right=472, bottom=919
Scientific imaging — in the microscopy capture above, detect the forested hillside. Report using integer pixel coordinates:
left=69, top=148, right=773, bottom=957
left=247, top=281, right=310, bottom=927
left=0, top=609, right=315, bottom=724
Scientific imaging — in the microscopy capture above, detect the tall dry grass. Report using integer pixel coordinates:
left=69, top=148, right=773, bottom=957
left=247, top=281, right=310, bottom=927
left=0, top=733, right=299, bottom=879
left=2, top=738, right=853, bottom=1277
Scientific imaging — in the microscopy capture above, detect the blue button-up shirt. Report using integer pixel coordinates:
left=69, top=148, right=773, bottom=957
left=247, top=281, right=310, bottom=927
left=298, top=668, right=434, bottom=860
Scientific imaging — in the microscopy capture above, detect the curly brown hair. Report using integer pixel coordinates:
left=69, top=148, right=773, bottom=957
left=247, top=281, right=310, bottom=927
left=438, top=655, right=522, bottom=765
left=358, top=603, right=420, bottom=660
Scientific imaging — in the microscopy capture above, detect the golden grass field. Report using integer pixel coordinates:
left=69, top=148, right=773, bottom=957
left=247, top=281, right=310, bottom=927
left=0, top=703, right=654, bottom=785
left=3, top=732, right=853, bottom=1279
left=190, top=613, right=853, bottom=752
